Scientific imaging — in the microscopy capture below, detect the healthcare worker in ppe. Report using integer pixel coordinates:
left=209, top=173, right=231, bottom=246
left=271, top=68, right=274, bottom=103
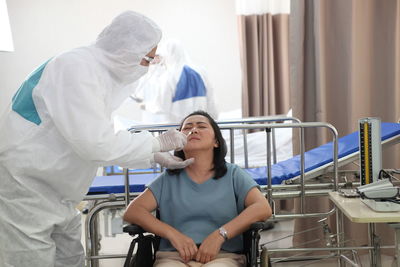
left=0, top=11, right=193, bottom=267
left=132, top=39, right=218, bottom=123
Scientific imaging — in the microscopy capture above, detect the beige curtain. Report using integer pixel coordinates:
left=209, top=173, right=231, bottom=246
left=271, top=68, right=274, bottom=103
left=236, top=2, right=292, bottom=212
left=291, top=0, right=400, bottom=254
left=238, top=13, right=290, bottom=117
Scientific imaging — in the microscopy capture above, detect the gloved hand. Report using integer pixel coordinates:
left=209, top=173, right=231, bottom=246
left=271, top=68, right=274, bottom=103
left=153, top=152, right=194, bottom=169
left=155, top=129, right=188, bottom=152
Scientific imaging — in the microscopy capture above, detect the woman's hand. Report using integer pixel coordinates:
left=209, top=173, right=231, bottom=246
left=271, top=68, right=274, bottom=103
left=167, top=230, right=198, bottom=262
left=195, top=230, right=224, bottom=263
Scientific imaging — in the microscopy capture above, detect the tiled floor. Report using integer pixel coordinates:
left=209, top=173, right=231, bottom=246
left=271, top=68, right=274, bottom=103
left=82, top=213, right=397, bottom=267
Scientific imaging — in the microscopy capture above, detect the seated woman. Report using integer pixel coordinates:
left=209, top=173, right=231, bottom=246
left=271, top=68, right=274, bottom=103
left=123, top=110, right=272, bottom=267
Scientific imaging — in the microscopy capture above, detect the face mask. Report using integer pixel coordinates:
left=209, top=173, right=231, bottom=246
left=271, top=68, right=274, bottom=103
left=115, top=64, right=147, bottom=86
left=132, top=65, right=149, bottom=80
left=97, top=49, right=150, bottom=86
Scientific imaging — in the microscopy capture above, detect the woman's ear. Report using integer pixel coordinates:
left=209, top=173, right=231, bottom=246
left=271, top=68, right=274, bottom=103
left=214, top=139, right=219, bottom=148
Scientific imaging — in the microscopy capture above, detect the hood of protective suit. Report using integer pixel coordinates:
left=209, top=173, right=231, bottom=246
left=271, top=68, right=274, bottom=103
left=94, top=11, right=162, bottom=86
left=159, top=39, right=190, bottom=72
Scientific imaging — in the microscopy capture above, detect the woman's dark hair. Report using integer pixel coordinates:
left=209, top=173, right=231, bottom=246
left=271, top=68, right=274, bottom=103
left=167, top=110, right=227, bottom=179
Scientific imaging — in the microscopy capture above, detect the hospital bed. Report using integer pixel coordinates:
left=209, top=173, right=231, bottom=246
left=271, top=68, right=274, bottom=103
left=88, top=122, right=399, bottom=194
left=83, top=120, right=400, bottom=266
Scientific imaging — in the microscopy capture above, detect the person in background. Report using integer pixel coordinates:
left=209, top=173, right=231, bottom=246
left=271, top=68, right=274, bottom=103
left=132, top=39, right=218, bottom=123
left=124, top=110, right=271, bottom=267
left=0, top=11, right=193, bottom=267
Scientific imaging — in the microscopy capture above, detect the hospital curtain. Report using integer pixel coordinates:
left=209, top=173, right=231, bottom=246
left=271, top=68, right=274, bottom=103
left=236, top=0, right=291, bottom=118
left=290, top=0, right=400, bottom=254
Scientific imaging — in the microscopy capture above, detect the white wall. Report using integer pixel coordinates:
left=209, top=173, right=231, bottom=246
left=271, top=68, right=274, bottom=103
left=0, top=0, right=242, bottom=121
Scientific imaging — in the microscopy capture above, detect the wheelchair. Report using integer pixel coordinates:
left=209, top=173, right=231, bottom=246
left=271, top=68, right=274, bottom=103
left=123, top=221, right=273, bottom=267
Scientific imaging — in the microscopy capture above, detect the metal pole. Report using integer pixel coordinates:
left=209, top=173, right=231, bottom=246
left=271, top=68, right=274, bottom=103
left=123, top=168, right=130, bottom=208
left=85, top=201, right=125, bottom=267
left=336, top=207, right=344, bottom=267
left=388, top=223, right=400, bottom=267
left=230, top=129, right=235, bottom=163
left=243, top=129, right=249, bottom=168
left=272, top=128, right=277, bottom=164
left=300, top=127, right=305, bottom=213
left=368, top=223, right=381, bottom=267
left=266, top=128, right=273, bottom=208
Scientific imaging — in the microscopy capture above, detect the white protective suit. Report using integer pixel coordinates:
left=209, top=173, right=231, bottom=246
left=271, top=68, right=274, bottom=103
left=0, top=11, right=162, bottom=267
left=133, top=39, right=218, bottom=123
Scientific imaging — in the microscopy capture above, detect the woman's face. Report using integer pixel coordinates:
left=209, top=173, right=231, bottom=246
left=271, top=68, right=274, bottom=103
left=181, top=115, right=218, bottom=152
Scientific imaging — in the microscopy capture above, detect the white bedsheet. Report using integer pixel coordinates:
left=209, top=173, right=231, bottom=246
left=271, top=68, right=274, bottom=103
left=223, top=128, right=293, bottom=168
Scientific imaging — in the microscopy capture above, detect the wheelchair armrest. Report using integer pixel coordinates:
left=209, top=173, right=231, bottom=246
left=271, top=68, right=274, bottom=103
left=123, top=224, right=147, bottom=235
left=250, top=221, right=274, bottom=231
